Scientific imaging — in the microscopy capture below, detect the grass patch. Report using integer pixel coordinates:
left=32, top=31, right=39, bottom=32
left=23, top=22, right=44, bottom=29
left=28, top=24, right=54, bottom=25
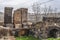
left=47, top=38, right=60, bottom=40
left=16, top=36, right=40, bottom=40
left=16, top=36, right=60, bottom=40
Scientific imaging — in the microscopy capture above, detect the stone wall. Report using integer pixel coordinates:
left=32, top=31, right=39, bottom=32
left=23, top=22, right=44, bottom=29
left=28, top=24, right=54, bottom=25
left=13, top=8, right=28, bottom=28
left=31, top=17, right=60, bottom=39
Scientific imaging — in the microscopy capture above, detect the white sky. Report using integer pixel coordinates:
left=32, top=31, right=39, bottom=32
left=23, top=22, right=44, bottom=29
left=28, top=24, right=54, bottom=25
left=0, top=0, right=60, bottom=13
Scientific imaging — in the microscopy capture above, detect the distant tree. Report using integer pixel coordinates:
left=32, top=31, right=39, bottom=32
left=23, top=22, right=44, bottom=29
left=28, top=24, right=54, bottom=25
left=32, top=2, right=41, bottom=14
left=47, top=6, right=53, bottom=13
left=32, top=0, right=54, bottom=22
left=43, top=5, right=48, bottom=15
left=54, top=8, right=58, bottom=17
left=32, top=2, right=41, bottom=22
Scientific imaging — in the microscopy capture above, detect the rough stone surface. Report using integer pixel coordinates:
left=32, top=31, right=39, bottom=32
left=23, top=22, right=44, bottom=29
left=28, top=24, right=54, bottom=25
left=0, top=36, right=15, bottom=40
left=32, top=17, right=60, bottom=39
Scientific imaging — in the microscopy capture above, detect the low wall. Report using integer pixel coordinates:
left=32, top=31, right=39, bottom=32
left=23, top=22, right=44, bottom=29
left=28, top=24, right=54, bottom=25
left=15, top=29, right=29, bottom=36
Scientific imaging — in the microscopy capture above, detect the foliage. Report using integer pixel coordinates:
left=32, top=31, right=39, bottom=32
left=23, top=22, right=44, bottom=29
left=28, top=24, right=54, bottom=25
left=16, top=36, right=60, bottom=40
left=47, top=38, right=60, bottom=40
left=16, top=35, right=40, bottom=40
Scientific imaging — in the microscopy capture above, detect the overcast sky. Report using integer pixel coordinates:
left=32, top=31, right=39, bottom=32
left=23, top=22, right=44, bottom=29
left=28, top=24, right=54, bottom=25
left=0, top=0, right=60, bottom=13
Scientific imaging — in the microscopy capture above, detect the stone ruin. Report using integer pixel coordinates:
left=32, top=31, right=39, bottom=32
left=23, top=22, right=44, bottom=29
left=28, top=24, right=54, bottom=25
left=29, top=17, right=60, bottom=39
left=0, top=26, right=15, bottom=40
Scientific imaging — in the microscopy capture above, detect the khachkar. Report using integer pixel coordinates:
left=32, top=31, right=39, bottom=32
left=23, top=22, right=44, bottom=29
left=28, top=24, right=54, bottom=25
left=4, top=7, right=13, bottom=27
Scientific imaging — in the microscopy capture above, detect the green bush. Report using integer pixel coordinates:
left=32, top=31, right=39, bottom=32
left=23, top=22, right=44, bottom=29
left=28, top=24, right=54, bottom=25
left=47, top=38, right=56, bottom=40
left=16, top=36, right=40, bottom=40
left=47, top=38, right=60, bottom=40
left=16, top=36, right=60, bottom=40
